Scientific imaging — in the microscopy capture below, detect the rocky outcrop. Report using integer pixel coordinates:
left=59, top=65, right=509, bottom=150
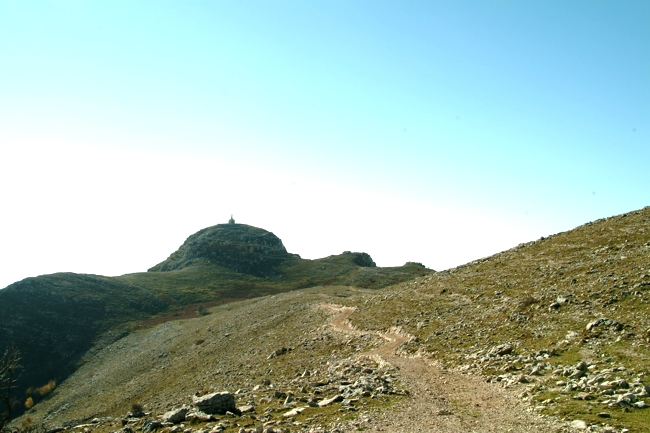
left=341, top=251, right=376, bottom=268
left=148, top=224, right=294, bottom=276
left=586, top=318, right=624, bottom=332
left=161, top=407, right=188, bottom=424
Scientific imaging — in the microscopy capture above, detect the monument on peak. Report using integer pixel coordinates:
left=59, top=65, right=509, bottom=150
left=228, top=214, right=235, bottom=224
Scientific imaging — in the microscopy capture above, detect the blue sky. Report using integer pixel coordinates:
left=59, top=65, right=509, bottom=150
left=1, top=1, right=648, bottom=289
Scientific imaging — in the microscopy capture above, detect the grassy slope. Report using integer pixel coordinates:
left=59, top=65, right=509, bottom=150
left=115, top=254, right=431, bottom=307
left=351, top=206, right=650, bottom=360
left=346, top=206, right=650, bottom=431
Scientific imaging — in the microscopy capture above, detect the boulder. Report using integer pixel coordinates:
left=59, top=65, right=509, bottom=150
left=143, top=420, right=163, bottom=432
left=162, top=407, right=189, bottom=424
left=318, top=395, right=343, bottom=407
left=238, top=405, right=255, bottom=413
left=586, top=318, right=623, bottom=332
left=185, top=410, right=214, bottom=422
left=282, top=406, right=308, bottom=417
left=488, top=343, right=513, bottom=357
left=569, top=420, right=587, bottom=430
left=267, top=347, right=288, bottom=359
left=192, top=392, right=237, bottom=415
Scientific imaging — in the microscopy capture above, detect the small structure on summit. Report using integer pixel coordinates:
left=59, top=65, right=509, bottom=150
left=148, top=218, right=291, bottom=275
left=228, top=214, right=235, bottom=224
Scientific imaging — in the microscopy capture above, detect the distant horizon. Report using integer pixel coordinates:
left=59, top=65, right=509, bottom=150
left=2, top=203, right=647, bottom=289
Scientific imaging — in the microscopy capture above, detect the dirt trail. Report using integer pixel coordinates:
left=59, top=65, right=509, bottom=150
left=322, top=303, right=568, bottom=433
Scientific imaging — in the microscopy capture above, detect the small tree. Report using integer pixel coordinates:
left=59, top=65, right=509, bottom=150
left=0, top=345, right=21, bottom=431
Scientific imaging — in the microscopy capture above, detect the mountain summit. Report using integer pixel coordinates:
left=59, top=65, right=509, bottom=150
left=148, top=223, right=294, bottom=276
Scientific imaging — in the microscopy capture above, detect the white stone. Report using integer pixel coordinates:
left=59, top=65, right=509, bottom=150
left=282, top=406, right=308, bottom=417
left=570, top=419, right=587, bottom=430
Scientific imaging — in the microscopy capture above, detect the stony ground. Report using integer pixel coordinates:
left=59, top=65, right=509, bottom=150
left=20, top=288, right=400, bottom=432
left=324, top=303, right=571, bottom=433
left=19, top=291, right=573, bottom=433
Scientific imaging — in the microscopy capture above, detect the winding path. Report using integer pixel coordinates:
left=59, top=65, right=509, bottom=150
left=322, top=303, right=569, bottom=433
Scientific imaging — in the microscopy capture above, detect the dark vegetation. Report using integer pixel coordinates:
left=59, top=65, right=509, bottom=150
left=0, top=345, right=21, bottom=432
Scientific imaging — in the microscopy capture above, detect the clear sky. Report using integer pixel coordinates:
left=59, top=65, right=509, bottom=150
left=1, top=0, right=648, bottom=289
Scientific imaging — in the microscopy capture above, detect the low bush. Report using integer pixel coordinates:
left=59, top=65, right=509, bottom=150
left=36, top=381, right=55, bottom=397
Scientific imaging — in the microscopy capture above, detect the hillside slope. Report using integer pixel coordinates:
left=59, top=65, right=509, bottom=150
left=18, top=287, right=568, bottom=433
left=13, top=207, right=650, bottom=433
left=346, top=206, right=650, bottom=431
left=0, top=273, right=167, bottom=401
left=0, top=222, right=430, bottom=416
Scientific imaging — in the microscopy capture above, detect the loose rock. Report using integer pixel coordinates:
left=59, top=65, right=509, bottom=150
left=161, top=407, right=189, bottom=424
left=318, top=395, right=343, bottom=407
left=192, top=392, right=237, bottom=415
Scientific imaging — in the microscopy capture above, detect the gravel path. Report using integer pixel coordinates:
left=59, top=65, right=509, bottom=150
left=324, top=303, right=571, bottom=433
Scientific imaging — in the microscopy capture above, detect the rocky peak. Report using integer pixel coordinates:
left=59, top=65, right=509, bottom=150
left=148, top=223, right=293, bottom=276
left=340, top=251, right=376, bottom=267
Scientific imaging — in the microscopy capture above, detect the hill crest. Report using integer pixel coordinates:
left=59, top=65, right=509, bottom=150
left=148, top=223, right=293, bottom=276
